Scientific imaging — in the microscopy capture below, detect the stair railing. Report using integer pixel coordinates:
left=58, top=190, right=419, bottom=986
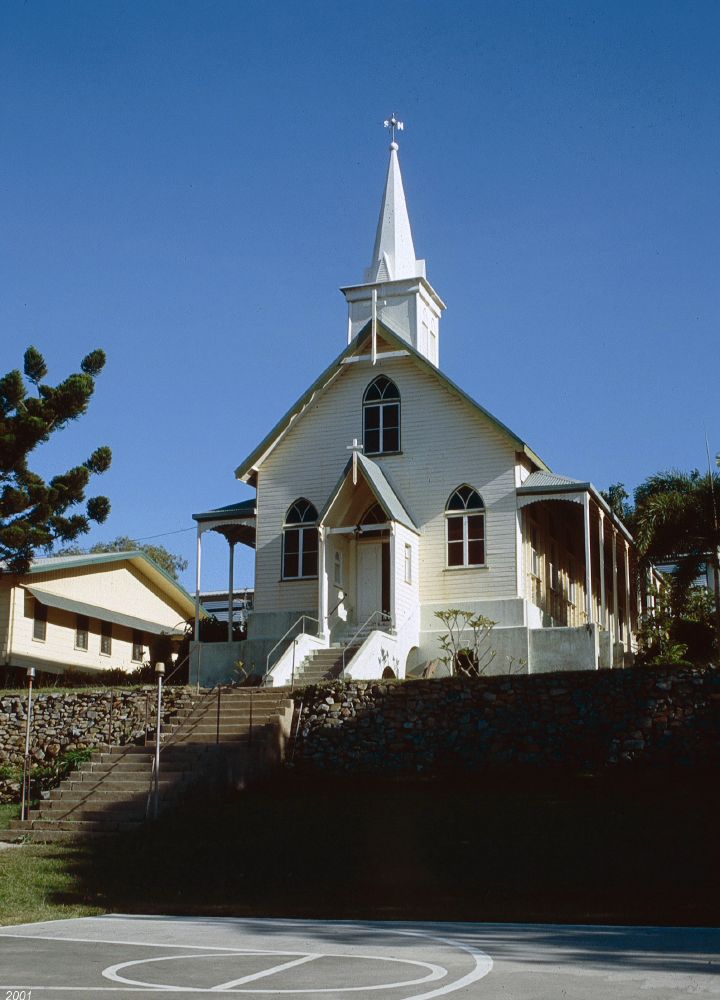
left=264, top=615, right=319, bottom=684
left=341, top=610, right=392, bottom=680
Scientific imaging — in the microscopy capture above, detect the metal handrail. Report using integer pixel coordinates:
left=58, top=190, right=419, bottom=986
left=341, top=610, right=391, bottom=679
left=265, top=615, right=319, bottom=681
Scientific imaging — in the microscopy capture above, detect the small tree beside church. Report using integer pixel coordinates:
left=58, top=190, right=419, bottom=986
left=434, top=609, right=498, bottom=676
left=0, top=346, right=112, bottom=574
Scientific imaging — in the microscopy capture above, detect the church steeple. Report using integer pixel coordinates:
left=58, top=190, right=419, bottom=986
left=341, top=118, right=445, bottom=367
left=365, top=141, right=425, bottom=284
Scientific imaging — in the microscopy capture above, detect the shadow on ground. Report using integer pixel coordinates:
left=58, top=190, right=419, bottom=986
left=46, top=766, right=718, bottom=926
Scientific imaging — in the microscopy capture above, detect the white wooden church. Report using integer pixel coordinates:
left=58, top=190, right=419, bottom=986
left=192, top=126, right=639, bottom=686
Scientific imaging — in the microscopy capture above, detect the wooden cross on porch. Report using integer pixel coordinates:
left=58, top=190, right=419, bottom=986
left=347, top=438, right=364, bottom=485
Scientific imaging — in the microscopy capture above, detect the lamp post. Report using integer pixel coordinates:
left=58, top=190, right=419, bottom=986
left=153, top=661, right=165, bottom=819
left=20, top=666, right=36, bottom=823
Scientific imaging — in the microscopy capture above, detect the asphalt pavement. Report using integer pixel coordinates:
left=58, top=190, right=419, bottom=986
left=0, top=914, right=717, bottom=998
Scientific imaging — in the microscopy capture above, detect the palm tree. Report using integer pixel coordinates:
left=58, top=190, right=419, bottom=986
left=632, top=469, right=720, bottom=637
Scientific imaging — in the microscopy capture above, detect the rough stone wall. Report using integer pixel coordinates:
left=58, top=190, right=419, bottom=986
left=0, top=687, right=193, bottom=802
left=292, top=663, right=719, bottom=772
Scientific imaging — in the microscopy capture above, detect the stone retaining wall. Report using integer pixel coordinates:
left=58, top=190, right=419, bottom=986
left=292, top=663, right=719, bottom=772
left=0, top=687, right=194, bottom=802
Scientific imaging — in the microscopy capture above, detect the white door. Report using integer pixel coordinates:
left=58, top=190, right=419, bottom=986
left=356, top=542, right=382, bottom=623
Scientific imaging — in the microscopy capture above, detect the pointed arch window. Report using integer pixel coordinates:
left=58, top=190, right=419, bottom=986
left=282, top=499, right=318, bottom=580
left=361, top=502, right=386, bottom=525
left=446, top=486, right=485, bottom=567
left=363, top=376, right=400, bottom=455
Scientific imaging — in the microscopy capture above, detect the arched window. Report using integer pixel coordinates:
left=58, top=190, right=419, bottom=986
left=446, top=486, right=485, bottom=567
left=282, top=498, right=318, bottom=579
left=363, top=376, right=400, bottom=455
left=361, top=502, right=386, bottom=525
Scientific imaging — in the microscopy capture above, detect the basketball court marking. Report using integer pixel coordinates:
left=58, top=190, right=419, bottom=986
left=0, top=919, right=494, bottom=998
left=103, top=950, right=448, bottom=992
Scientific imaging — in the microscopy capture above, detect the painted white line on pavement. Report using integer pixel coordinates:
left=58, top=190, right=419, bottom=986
left=211, top=954, right=323, bottom=990
left=102, top=950, right=448, bottom=993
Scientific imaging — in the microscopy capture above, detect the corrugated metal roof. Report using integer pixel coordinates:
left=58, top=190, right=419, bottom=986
left=192, top=499, right=256, bottom=522
left=25, top=585, right=188, bottom=636
left=518, top=471, right=586, bottom=490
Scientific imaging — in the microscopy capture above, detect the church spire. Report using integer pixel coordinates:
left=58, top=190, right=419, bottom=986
left=341, top=117, right=445, bottom=367
left=365, top=123, right=425, bottom=283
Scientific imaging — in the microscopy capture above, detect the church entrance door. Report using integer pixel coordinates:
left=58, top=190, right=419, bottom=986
left=356, top=540, right=390, bottom=624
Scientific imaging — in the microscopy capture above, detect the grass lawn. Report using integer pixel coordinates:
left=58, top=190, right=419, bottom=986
left=0, top=766, right=716, bottom=927
left=0, top=804, right=19, bottom=828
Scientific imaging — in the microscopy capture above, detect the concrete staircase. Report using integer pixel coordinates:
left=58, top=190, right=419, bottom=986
left=291, top=618, right=392, bottom=686
left=293, top=645, right=360, bottom=685
left=5, top=687, right=294, bottom=843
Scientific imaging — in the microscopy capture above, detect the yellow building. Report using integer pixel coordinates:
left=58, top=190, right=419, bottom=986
left=0, top=552, right=195, bottom=676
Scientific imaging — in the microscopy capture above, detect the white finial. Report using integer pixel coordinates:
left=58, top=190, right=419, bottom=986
left=384, top=114, right=404, bottom=146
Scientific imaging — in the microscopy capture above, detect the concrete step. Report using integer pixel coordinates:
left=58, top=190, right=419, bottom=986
left=154, top=734, right=253, bottom=745
left=28, top=805, right=147, bottom=822
left=19, top=818, right=143, bottom=832
left=74, top=769, right=182, bottom=783
left=48, top=782, right=155, bottom=809
left=63, top=778, right=175, bottom=793
left=0, top=830, right=24, bottom=843
left=78, top=760, right=152, bottom=773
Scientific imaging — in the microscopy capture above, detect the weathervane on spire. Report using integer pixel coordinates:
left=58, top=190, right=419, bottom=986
left=384, top=114, right=404, bottom=146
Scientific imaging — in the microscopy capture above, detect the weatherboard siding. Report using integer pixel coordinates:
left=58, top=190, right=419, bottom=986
left=0, top=587, right=10, bottom=661
left=253, top=355, right=520, bottom=616
left=29, top=562, right=187, bottom=627
left=9, top=588, right=149, bottom=673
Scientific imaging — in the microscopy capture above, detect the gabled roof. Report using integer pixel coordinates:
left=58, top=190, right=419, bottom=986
left=319, top=453, right=418, bottom=534
left=235, top=319, right=550, bottom=485
left=8, top=550, right=197, bottom=617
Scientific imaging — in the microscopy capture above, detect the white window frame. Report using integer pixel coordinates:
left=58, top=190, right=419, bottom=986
left=445, top=486, right=486, bottom=569
left=404, top=543, right=412, bottom=584
left=362, top=376, right=401, bottom=456
left=282, top=499, right=319, bottom=581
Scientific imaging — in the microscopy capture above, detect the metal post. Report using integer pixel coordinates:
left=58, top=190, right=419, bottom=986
left=194, top=527, right=202, bottom=643
left=249, top=690, right=254, bottom=747
left=216, top=686, right=222, bottom=744
left=583, top=494, right=593, bottom=623
left=227, top=540, right=235, bottom=644
left=291, top=638, right=297, bottom=692
left=153, top=663, right=165, bottom=820
left=20, top=667, right=35, bottom=823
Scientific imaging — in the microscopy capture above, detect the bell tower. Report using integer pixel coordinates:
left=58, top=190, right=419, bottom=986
left=341, top=117, right=445, bottom=366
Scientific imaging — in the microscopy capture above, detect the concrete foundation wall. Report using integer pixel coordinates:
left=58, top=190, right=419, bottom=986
left=529, top=624, right=599, bottom=673
left=417, top=625, right=530, bottom=676
left=189, top=641, right=244, bottom=688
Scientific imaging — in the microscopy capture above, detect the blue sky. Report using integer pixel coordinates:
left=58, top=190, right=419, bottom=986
left=2, top=0, right=719, bottom=594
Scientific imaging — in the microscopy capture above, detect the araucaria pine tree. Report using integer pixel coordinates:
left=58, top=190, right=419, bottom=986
left=0, top=346, right=112, bottom=574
